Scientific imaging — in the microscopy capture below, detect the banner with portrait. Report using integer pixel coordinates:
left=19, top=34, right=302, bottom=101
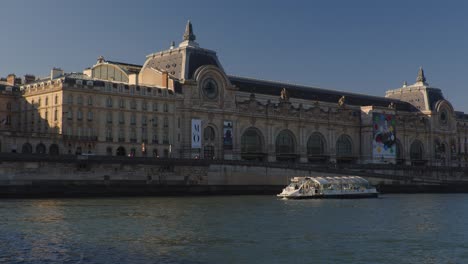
left=223, top=121, right=233, bottom=149
left=372, top=113, right=396, bottom=159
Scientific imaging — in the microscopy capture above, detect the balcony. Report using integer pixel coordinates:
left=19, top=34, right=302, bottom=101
left=106, top=137, right=113, bottom=142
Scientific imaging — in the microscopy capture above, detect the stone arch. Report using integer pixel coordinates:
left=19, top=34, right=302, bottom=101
left=241, top=127, right=265, bottom=161
left=336, top=134, right=354, bottom=163
left=307, top=132, right=327, bottom=162
left=36, top=143, right=46, bottom=154
left=410, top=139, right=424, bottom=162
left=22, top=143, right=33, bottom=154
left=275, top=129, right=297, bottom=162
left=116, top=146, right=126, bottom=156
left=49, top=144, right=59, bottom=155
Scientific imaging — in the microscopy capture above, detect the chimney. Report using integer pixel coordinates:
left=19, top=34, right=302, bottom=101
left=24, top=74, right=36, bottom=84
left=51, top=68, right=64, bottom=79
left=6, top=74, right=16, bottom=86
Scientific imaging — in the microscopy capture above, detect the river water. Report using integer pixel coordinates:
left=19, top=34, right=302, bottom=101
left=0, top=194, right=467, bottom=264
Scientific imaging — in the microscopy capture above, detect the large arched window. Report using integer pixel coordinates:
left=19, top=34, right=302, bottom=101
left=22, top=143, right=33, bottom=154
left=410, top=140, right=424, bottom=161
left=276, top=130, right=296, bottom=161
left=336, top=134, right=352, bottom=157
left=307, top=132, right=327, bottom=162
left=36, top=143, right=46, bottom=154
left=49, top=144, right=59, bottom=155
left=116, top=146, right=126, bottom=156
left=241, top=127, right=264, bottom=161
left=204, top=126, right=216, bottom=141
left=307, top=133, right=326, bottom=156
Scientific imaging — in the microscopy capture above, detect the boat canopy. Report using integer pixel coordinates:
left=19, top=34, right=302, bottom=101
left=303, top=176, right=371, bottom=189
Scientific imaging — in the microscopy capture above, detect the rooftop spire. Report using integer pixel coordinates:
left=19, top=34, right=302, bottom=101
left=183, top=20, right=196, bottom=41
left=416, top=66, right=427, bottom=84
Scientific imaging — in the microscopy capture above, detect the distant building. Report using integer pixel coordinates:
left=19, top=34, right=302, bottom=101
left=1, top=21, right=467, bottom=166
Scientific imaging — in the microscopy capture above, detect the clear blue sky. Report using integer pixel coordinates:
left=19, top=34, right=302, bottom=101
left=1, top=0, right=467, bottom=111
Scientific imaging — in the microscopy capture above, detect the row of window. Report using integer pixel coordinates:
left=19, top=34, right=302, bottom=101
left=104, top=113, right=169, bottom=127
left=104, top=97, right=169, bottom=112
left=105, top=128, right=170, bottom=144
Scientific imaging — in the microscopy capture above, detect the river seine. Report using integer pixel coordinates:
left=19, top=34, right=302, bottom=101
left=0, top=194, right=467, bottom=263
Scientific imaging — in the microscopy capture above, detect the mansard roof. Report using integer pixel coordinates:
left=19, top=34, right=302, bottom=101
left=229, top=76, right=416, bottom=112
left=144, top=46, right=221, bottom=80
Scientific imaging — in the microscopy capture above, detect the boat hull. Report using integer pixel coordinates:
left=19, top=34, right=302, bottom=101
left=278, top=192, right=379, bottom=199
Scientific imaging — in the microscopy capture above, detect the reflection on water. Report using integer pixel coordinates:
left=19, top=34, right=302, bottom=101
left=1, top=194, right=468, bottom=263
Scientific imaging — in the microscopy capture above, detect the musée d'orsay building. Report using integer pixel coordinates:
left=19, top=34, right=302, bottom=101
left=0, top=21, right=467, bottom=166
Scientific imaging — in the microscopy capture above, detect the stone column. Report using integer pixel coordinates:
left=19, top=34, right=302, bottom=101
left=299, top=124, right=307, bottom=163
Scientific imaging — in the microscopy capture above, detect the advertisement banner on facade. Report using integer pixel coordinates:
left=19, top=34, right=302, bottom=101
left=223, top=121, right=233, bottom=149
left=191, top=119, right=201, bottom=149
left=372, top=113, right=396, bottom=159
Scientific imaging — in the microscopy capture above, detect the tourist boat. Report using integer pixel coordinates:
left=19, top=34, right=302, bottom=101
left=277, top=176, right=378, bottom=199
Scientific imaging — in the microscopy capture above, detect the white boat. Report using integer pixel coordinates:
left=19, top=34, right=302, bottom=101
left=277, top=176, right=378, bottom=199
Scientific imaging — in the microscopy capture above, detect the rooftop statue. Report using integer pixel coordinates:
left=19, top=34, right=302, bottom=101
left=280, top=88, right=289, bottom=101
left=338, top=96, right=346, bottom=107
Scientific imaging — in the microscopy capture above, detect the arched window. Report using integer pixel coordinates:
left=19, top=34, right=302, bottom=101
left=275, top=129, right=296, bottom=161
left=307, top=132, right=327, bottom=162
left=22, top=143, right=33, bottom=154
left=204, top=126, right=215, bottom=141
left=307, top=132, right=326, bottom=156
left=116, top=146, right=126, bottom=156
left=49, top=144, right=59, bottom=155
left=241, top=127, right=264, bottom=161
left=36, top=143, right=46, bottom=154
left=410, top=140, right=424, bottom=161
left=336, top=134, right=352, bottom=157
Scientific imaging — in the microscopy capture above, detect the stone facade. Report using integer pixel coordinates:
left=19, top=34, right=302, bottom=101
left=1, top=22, right=468, bottom=166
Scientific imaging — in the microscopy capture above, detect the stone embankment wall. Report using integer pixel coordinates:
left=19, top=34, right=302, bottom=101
left=1, top=158, right=468, bottom=196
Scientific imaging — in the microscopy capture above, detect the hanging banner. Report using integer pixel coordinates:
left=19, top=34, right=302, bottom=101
left=223, top=121, right=233, bottom=149
left=191, top=119, right=201, bottom=149
left=372, top=113, right=396, bottom=159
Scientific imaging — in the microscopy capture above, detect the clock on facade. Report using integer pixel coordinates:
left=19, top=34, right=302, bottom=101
left=202, top=78, right=218, bottom=99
